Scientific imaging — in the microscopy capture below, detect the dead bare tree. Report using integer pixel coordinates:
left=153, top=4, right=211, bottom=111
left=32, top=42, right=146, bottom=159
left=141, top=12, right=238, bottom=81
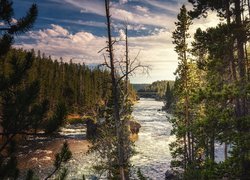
left=104, top=0, right=125, bottom=179
left=91, top=1, right=150, bottom=179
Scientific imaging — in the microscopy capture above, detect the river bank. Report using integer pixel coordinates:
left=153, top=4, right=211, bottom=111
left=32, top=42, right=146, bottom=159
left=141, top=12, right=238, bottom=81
left=17, top=98, right=173, bottom=179
left=17, top=124, right=90, bottom=179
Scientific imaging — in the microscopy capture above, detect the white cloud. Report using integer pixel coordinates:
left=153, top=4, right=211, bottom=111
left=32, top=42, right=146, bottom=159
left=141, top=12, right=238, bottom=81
left=45, top=24, right=69, bottom=37
left=119, top=0, right=128, bottom=5
left=56, top=0, right=176, bottom=28
left=15, top=24, right=178, bottom=82
left=119, top=29, right=126, bottom=40
left=134, top=5, right=149, bottom=13
left=11, top=18, right=17, bottom=24
left=16, top=24, right=106, bottom=64
left=14, top=1, right=223, bottom=83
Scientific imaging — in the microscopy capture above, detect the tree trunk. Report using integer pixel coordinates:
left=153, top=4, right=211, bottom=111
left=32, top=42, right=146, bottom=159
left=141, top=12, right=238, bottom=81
left=105, top=1, right=125, bottom=179
left=210, top=134, right=215, bottom=161
left=125, top=26, right=129, bottom=95
left=224, top=142, right=228, bottom=160
left=234, top=1, right=248, bottom=178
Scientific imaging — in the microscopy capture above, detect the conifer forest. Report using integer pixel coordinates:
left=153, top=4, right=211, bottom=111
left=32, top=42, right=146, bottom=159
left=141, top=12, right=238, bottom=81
left=0, top=0, right=250, bottom=179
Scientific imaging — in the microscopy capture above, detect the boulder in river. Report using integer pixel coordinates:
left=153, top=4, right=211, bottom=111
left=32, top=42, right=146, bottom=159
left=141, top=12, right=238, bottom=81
left=165, top=170, right=178, bottom=180
left=86, top=118, right=98, bottom=139
left=129, top=120, right=141, bottom=134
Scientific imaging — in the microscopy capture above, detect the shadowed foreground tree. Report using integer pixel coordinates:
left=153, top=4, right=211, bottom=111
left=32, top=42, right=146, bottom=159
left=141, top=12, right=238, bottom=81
left=169, top=1, right=250, bottom=179
left=188, top=0, right=250, bottom=178
left=0, top=1, right=72, bottom=179
left=0, top=2, right=41, bottom=178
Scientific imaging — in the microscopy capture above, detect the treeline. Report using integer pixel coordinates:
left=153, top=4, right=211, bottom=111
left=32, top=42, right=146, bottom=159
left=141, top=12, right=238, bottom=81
left=22, top=49, right=112, bottom=116
left=169, top=1, right=250, bottom=179
left=138, top=80, right=174, bottom=99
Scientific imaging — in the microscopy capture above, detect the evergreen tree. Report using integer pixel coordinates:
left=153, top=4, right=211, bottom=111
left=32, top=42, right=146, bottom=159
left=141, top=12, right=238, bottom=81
left=164, top=82, right=174, bottom=110
left=188, top=0, right=250, bottom=178
left=0, top=1, right=41, bottom=178
left=171, top=4, right=193, bottom=170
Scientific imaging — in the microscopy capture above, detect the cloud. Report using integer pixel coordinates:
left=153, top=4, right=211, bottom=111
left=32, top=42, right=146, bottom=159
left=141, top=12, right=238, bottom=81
left=119, top=0, right=128, bottom=5
left=143, top=0, right=181, bottom=14
left=45, top=24, right=69, bottom=37
left=55, top=0, right=176, bottom=28
left=14, top=1, right=223, bottom=83
left=119, top=29, right=126, bottom=40
left=16, top=24, right=106, bottom=64
left=41, top=17, right=106, bottom=28
left=15, top=24, right=179, bottom=82
left=134, top=5, right=149, bottom=13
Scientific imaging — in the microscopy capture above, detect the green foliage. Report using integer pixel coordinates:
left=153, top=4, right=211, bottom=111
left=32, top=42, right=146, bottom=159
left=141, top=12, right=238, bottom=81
left=0, top=141, right=19, bottom=179
left=89, top=89, right=135, bottom=179
left=170, top=1, right=250, bottom=179
left=82, top=174, right=86, bottom=180
left=137, top=168, right=147, bottom=180
left=44, top=142, right=72, bottom=179
left=0, top=2, right=47, bottom=179
left=55, top=168, right=68, bottom=180
left=54, top=142, right=72, bottom=168
left=138, top=80, right=174, bottom=99
left=164, top=81, right=174, bottom=110
left=45, top=103, right=67, bottom=134
left=25, top=169, right=39, bottom=180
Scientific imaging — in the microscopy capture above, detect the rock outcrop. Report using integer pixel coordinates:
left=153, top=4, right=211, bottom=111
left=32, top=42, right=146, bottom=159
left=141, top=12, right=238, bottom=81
left=129, top=120, right=141, bottom=134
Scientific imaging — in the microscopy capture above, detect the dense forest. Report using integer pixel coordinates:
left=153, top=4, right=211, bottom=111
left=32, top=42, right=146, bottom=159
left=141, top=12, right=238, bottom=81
left=1, top=0, right=250, bottom=179
left=167, top=1, right=250, bottom=179
left=6, top=49, right=116, bottom=115
left=137, top=80, right=174, bottom=99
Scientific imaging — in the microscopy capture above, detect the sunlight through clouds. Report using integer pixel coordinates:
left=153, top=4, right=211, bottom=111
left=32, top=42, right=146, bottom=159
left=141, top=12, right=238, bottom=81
left=13, top=0, right=221, bottom=83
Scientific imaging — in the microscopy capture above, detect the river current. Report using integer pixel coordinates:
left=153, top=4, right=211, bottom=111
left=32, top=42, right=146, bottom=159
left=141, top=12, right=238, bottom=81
left=65, top=98, right=174, bottom=179
left=19, top=98, right=225, bottom=179
left=131, top=98, right=174, bottom=179
left=18, top=98, right=174, bottom=180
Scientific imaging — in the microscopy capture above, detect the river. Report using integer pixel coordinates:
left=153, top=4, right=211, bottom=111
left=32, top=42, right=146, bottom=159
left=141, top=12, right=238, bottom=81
left=18, top=98, right=173, bottom=179
left=131, top=98, right=174, bottom=179
left=18, top=98, right=225, bottom=179
left=65, top=98, right=174, bottom=179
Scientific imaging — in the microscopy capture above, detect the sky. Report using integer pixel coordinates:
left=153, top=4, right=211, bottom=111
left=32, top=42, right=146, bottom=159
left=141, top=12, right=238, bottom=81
left=11, top=0, right=221, bottom=83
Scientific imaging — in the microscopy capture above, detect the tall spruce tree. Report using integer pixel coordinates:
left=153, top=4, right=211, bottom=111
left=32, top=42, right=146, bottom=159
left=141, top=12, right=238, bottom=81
left=0, top=1, right=42, bottom=178
left=188, top=0, right=250, bottom=178
left=171, top=5, right=192, bottom=170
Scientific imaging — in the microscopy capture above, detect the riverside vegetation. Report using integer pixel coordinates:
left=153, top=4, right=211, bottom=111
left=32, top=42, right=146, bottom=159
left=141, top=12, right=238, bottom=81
left=1, top=0, right=250, bottom=179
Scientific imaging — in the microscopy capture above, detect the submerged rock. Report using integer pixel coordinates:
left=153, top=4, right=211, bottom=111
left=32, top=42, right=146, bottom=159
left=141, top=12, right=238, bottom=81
left=165, top=170, right=176, bottom=180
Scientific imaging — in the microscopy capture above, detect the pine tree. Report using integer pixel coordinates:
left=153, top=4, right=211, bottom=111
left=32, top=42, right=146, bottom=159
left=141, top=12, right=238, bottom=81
left=188, top=0, right=250, bottom=178
left=164, top=82, right=173, bottom=110
left=0, top=1, right=41, bottom=178
left=171, top=4, right=193, bottom=170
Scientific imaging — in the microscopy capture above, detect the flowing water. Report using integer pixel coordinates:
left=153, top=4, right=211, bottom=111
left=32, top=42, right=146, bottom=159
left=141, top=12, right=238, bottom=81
left=66, top=98, right=173, bottom=179
left=131, top=98, right=174, bottom=179
left=19, top=98, right=225, bottom=179
left=65, top=98, right=174, bottom=179
left=18, top=98, right=173, bottom=179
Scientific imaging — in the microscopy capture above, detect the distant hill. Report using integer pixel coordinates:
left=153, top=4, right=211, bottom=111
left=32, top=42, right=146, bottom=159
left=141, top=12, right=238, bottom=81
left=132, top=84, right=150, bottom=91
left=133, top=80, right=175, bottom=99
